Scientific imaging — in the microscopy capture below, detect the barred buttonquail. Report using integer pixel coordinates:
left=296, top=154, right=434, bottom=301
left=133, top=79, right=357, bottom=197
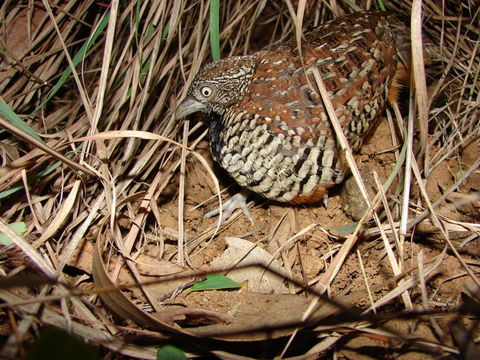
left=177, top=11, right=412, bottom=222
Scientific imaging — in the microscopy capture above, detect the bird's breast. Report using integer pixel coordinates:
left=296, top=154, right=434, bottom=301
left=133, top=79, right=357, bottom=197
left=209, top=111, right=345, bottom=202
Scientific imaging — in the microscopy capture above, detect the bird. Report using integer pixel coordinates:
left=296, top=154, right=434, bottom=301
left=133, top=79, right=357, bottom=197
left=177, top=11, right=415, bottom=223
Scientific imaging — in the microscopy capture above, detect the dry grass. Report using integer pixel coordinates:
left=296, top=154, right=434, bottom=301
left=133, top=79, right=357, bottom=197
left=0, top=0, right=479, bottom=359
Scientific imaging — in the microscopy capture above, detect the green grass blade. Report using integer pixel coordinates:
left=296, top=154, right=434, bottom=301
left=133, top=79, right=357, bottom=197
left=0, top=185, right=24, bottom=200
left=140, top=22, right=171, bottom=77
left=209, top=0, right=221, bottom=61
left=0, top=99, right=42, bottom=142
left=0, top=222, right=26, bottom=245
left=376, top=0, right=386, bottom=11
left=39, top=11, right=110, bottom=108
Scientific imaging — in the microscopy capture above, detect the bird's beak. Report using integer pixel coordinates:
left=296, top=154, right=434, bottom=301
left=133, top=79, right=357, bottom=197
left=176, top=98, right=207, bottom=119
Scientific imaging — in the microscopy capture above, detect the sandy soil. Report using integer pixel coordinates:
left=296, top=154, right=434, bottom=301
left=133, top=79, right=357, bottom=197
left=104, top=117, right=480, bottom=357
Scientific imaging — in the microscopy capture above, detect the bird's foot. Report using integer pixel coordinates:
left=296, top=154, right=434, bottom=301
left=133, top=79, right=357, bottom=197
left=204, top=189, right=253, bottom=225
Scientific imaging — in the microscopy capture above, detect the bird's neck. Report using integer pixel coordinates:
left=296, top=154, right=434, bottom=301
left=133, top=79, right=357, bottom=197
left=209, top=106, right=237, bottom=129
left=208, top=112, right=226, bottom=162
left=208, top=107, right=245, bottom=163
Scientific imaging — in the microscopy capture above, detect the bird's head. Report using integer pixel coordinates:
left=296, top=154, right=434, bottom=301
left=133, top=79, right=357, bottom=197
left=176, top=55, right=257, bottom=119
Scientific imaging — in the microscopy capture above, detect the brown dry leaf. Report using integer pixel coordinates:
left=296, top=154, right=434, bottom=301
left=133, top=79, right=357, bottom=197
left=186, top=292, right=338, bottom=341
left=134, top=254, right=197, bottom=302
left=37, top=180, right=81, bottom=244
left=68, top=238, right=94, bottom=274
left=211, top=237, right=289, bottom=294
left=136, top=254, right=188, bottom=277
left=463, top=279, right=480, bottom=303
left=0, top=6, right=45, bottom=83
left=152, top=307, right=233, bottom=327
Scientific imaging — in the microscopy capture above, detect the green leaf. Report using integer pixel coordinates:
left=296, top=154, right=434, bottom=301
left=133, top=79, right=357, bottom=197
left=0, top=99, right=43, bottom=142
left=0, top=222, right=26, bottom=245
left=209, top=0, right=220, bottom=61
left=191, top=274, right=241, bottom=291
left=156, top=345, right=187, bottom=360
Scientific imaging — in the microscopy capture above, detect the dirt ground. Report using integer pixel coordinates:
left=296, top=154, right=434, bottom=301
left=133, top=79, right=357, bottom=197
left=101, top=117, right=480, bottom=358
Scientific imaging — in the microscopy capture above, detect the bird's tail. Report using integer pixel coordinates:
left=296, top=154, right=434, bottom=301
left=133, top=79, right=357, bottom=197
left=388, top=21, right=438, bottom=104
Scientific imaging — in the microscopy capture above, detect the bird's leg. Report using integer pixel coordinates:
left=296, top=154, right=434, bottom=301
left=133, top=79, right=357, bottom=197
left=204, top=189, right=253, bottom=224
left=322, top=193, right=329, bottom=208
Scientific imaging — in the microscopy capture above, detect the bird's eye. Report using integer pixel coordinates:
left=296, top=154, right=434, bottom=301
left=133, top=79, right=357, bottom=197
left=200, top=86, right=213, bottom=97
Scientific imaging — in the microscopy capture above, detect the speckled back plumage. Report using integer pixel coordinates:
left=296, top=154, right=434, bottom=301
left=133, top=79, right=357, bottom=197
left=180, top=11, right=409, bottom=204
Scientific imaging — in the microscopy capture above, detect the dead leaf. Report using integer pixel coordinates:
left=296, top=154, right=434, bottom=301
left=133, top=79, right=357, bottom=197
left=211, top=237, right=289, bottom=294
